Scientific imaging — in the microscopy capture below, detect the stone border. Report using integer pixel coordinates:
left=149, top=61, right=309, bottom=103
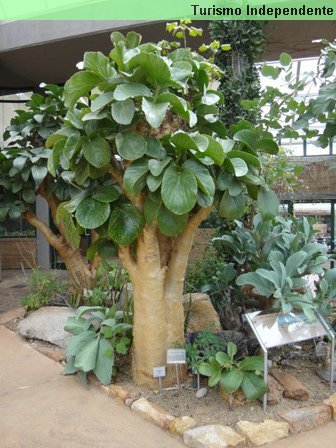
left=87, top=373, right=336, bottom=447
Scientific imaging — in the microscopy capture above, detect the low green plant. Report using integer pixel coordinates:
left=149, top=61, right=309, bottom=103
left=64, top=305, right=132, bottom=385
left=198, top=342, right=268, bottom=401
left=83, top=262, right=133, bottom=325
left=185, top=327, right=227, bottom=372
left=20, top=268, right=65, bottom=311
left=315, top=268, right=336, bottom=317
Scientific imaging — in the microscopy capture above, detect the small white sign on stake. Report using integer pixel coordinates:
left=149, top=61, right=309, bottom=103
left=167, top=349, right=186, bottom=390
left=167, top=349, right=186, bottom=364
left=153, top=366, right=166, bottom=378
left=153, top=366, right=166, bottom=394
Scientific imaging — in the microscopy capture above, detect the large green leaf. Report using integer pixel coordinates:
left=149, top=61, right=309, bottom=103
left=240, top=356, right=264, bottom=372
left=145, top=137, right=166, bottom=159
left=22, top=189, right=35, bottom=204
left=171, top=132, right=199, bottom=151
left=219, top=190, right=245, bottom=220
left=241, top=372, right=268, bottom=400
left=142, top=98, right=169, bottom=128
left=13, top=156, right=27, bottom=171
left=67, top=331, right=97, bottom=356
left=84, top=51, right=114, bottom=79
left=257, top=188, right=279, bottom=219
left=111, top=99, right=135, bottom=125
left=113, top=82, right=152, bottom=101
left=56, top=203, right=81, bottom=248
left=92, top=185, right=120, bottom=203
left=215, top=352, right=231, bottom=367
left=127, top=52, right=171, bottom=86
left=91, top=91, right=115, bottom=112
left=220, top=368, right=244, bottom=394
left=285, top=251, right=306, bottom=277
left=228, top=158, right=248, bottom=177
left=64, top=317, right=87, bottom=336
left=161, top=165, right=197, bottom=215
left=148, top=157, right=171, bottom=177
left=236, top=272, right=274, bottom=297
left=74, top=337, right=99, bottom=372
left=123, top=159, right=149, bottom=195
left=227, top=342, right=237, bottom=360
left=93, top=338, right=114, bottom=385
left=108, top=203, right=145, bottom=245
left=233, top=129, right=257, bottom=151
left=257, top=139, right=278, bottom=155
left=183, top=159, right=215, bottom=199
left=203, top=136, right=225, bottom=166
left=227, top=150, right=261, bottom=168
left=198, top=362, right=214, bottom=377
left=115, top=132, right=146, bottom=160
left=82, top=136, right=111, bottom=168
left=147, top=173, right=164, bottom=192
left=157, top=205, right=188, bottom=237
left=31, top=165, right=48, bottom=187
left=64, top=71, right=101, bottom=108
left=75, top=198, right=110, bottom=229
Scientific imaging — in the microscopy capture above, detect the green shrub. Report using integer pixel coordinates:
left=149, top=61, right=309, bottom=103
left=20, top=268, right=65, bottom=311
left=198, top=342, right=268, bottom=401
left=64, top=305, right=132, bottom=385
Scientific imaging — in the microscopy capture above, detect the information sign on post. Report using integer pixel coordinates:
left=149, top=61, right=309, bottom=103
left=167, top=349, right=186, bottom=389
left=153, top=366, right=166, bottom=393
left=244, top=310, right=335, bottom=412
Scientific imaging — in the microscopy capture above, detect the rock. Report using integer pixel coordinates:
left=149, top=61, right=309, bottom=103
left=270, top=369, right=309, bottom=401
left=169, top=416, right=196, bottom=435
left=236, top=420, right=289, bottom=446
left=196, top=387, right=208, bottom=399
left=183, top=293, right=221, bottom=332
left=125, top=398, right=134, bottom=407
left=18, top=306, right=74, bottom=348
left=105, top=384, right=131, bottom=401
left=30, top=342, right=65, bottom=362
left=324, top=392, right=336, bottom=420
left=220, top=388, right=248, bottom=406
left=258, top=375, right=283, bottom=405
left=183, top=424, right=245, bottom=448
left=279, top=404, right=332, bottom=433
left=315, top=366, right=336, bottom=382
left=131, top=398, right=175, bottom=429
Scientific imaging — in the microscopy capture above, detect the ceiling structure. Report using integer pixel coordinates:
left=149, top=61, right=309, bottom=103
left=0, top=20, right=335, bottom=94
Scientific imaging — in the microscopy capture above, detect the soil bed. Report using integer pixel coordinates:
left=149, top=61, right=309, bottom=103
left=119, top=341, right=332, bottom=427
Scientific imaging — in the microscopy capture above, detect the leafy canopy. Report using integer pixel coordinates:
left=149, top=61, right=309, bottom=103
left=45, top=29, right=279, bottom=254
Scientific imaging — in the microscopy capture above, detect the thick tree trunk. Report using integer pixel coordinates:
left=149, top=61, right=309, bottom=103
left=119, top=208, right=213, bottom=388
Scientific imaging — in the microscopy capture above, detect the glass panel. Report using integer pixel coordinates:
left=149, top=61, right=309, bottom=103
left=0, top=92, right=32, bottom=148
left=306, top=138, right=330, bottom=156
left=281, top=138, right=304, bottom=156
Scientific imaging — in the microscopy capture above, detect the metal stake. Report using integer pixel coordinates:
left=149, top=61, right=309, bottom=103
left=175, top=364, right=180, bottom=390
left=158, top=376, right=162, bottom=394
left=197, top=373, right=200, bottom=391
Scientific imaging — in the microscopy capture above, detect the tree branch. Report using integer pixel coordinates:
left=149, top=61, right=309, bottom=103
left=23, top=209, right=65, bottom=255
left=118, top=245, right=137, bottom=280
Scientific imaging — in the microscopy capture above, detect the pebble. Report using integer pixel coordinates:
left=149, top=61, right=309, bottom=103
left=196, top=387, right=208, bottom=399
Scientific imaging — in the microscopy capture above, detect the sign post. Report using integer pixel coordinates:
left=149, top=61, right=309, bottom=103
left=244, top=310, right=335, bottom=411
left=167, top=349, right=186, bottom=390
left=153, top=366, right=166, bottom=394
